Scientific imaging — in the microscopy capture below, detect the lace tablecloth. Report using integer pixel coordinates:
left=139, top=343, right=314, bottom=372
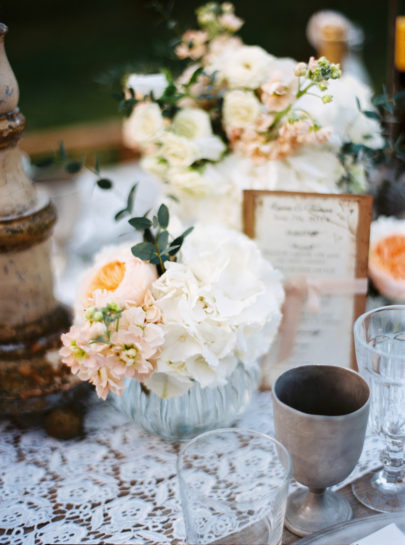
left=0, top=391, right=383, bottom=545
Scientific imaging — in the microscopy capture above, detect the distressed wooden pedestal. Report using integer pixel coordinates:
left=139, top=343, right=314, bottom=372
left=0, top=23, right=79, bottom=416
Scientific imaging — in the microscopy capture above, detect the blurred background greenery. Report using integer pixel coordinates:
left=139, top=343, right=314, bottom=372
left=0, top=0, right=395, bottom=131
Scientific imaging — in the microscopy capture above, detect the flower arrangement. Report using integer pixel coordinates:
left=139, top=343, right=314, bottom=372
left=60, top=204, right=284, bottom=399
left=121, top=2, right=383, bottom=229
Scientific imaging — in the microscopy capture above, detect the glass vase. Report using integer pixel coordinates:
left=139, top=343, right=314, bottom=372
left=112, top=361, right=260, bottom=441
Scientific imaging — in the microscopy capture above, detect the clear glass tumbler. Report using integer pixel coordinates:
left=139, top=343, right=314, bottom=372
left=352, top=305, right=405, bottom=512
left=177, top=428, right=291, bottom=545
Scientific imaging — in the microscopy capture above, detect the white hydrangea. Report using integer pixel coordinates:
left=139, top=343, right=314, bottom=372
left=146, top=224, right=284, bottom=398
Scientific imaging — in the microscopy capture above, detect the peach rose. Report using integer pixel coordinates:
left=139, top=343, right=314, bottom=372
left=76, top=244, right=158, bottom=314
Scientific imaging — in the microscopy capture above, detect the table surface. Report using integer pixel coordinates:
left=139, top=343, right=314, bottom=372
left=0, top=389, right=384, bottom=545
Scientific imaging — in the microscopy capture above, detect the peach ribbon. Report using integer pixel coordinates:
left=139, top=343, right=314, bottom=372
left=277, top=276, right=368, bottom=363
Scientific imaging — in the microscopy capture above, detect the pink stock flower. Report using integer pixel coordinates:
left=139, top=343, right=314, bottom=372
left=60, top=249, right=165, bottom=400
left=260, top=59, right=299, bottom=112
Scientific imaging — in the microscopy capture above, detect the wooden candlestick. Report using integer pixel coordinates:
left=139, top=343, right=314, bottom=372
left=0, top=23, right=79, bottom=414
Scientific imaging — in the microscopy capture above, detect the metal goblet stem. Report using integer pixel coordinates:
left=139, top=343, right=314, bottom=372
left=272, top=365, right=370, bottom=537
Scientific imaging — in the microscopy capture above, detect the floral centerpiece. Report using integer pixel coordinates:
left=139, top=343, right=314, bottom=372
left=60, top=204, right=284, bottom=439
left=121, top=2, right=383, bottom=229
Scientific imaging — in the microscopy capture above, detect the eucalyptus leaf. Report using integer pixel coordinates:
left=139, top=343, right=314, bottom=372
left=126, top=183, right=138, bottom=212
left=65, top=160, right=83, bottom=174
left=94, top=154, right=100, bottom=175
left=131, top=242, right=155, bottom=261
left=168, top=235, right=183, bottom=256
left=182, top=226, right=194, bottom=239
left=34, top=156, right=55, bottom=168
left=363, top=110, right=379, bottom=120
left=157, top=230, right=169, bottom=251
left=394, top=90, right=405, bottom=102
left=128, top=217, right=152, bottom=230
left=114, top=208, right=129, bottom=222
left=97, top=178, right=113, bottom=190
left=59, top=141, right=67, bottom=160
left=158, top=204, right=169, bottom=228
left=144, top=228, right=154, bottom=243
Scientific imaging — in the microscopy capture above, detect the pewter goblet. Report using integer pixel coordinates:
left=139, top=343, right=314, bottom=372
left=272, top=365, right=370, bottom=537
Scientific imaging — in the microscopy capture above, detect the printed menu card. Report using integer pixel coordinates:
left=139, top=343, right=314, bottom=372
left=243, top=190, right=373, bottom=388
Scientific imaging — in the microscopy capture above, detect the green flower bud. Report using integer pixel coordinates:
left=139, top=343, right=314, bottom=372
left=322, top=94, right=333, bottom=104
left=106, top=302, right=123, bottom=313
left=318, top=82, right=328, bottom=91
left=85, top=306, right=103, bottom=322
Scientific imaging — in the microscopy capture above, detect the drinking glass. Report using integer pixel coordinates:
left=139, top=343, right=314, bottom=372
left=177, top=428, right=291, bottom=545
left=352, top=305, right=405, bottom=512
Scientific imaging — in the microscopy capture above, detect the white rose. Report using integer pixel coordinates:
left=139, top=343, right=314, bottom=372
left=140, top=154, right=168, bottom=179
left=123, top=102, right=163, bottom=147
left=173, top=108, right=213, bottom=139
left=223, top=90, right=261, bottom=129
left=160, top=132, right=199, bottom=167
left=224, top=45, right=274, bottom=89
left=195, top=136, right=226, bottom=161
left=126, top=73, right=168, bottom=99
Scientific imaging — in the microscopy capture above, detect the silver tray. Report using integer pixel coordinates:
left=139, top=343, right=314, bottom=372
left=295, top=512, right=405, bottom=545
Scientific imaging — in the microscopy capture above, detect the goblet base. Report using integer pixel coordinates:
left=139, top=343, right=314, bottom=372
left=285, top=487, right=353, bottom=537
left=352, top=470, right=405, bottom=512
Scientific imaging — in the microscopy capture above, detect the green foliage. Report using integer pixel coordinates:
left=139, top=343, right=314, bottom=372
left=129, top=203, right=193, bottom=275
left=96, top=178, right=113, bottom=190
left=114, top=184, right=138, bottom=221
left=65, top=160, right=83, bottom=173
left=355, top=87, right=405, bottom=166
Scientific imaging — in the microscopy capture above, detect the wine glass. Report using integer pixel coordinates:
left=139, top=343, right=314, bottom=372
left=352, top=305, right=405, bottom=512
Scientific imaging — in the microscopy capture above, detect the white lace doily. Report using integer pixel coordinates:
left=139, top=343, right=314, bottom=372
left=0, top=391, right=383, bottom=545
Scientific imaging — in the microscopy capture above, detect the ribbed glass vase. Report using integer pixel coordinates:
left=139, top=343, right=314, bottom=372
left=112, top=362, right=260, bottom=441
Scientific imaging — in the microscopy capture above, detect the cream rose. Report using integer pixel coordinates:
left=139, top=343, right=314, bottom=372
left=173, top=108, right=213, bottom=139
left=140, top=154, right=168, bottom=180
left=123, top=102, right=163, bottom=147
left=160, top=132, right=199, bottom=167
left=224, top=45, right=274, bottom=89
left=167, top=167, right=210, bottom=197
left=223, top=90, right=261, bottom=128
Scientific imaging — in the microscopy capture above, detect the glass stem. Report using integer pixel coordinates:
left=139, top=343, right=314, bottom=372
left=381, top=434, right=405, bottom=484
